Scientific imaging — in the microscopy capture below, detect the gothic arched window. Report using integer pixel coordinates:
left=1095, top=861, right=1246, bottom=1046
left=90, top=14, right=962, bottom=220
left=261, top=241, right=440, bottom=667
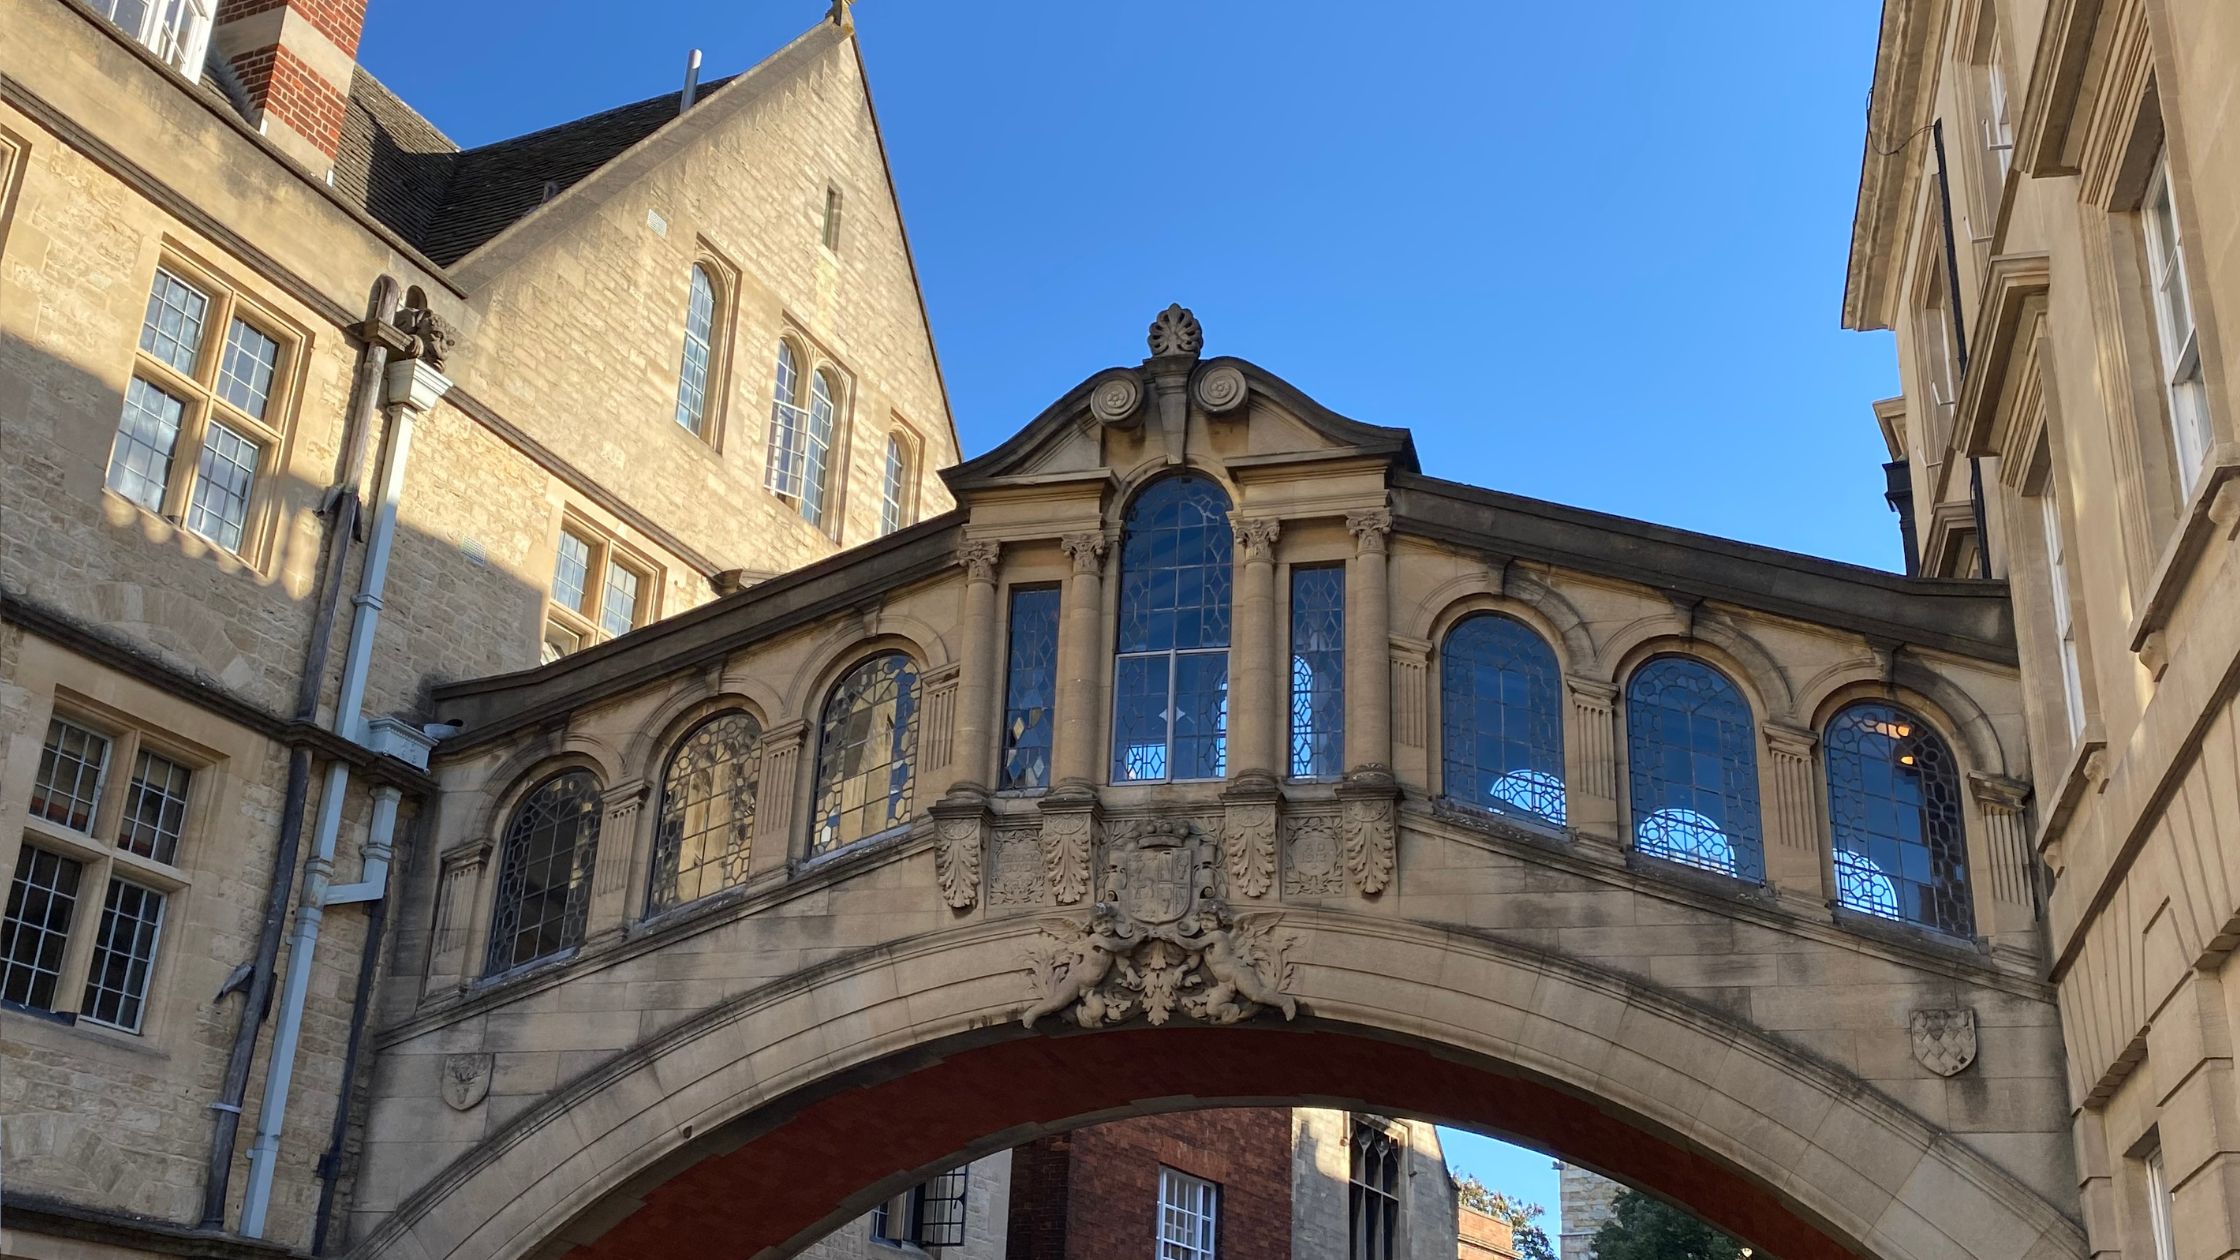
left=486, top=771, right=602, bottom=974
left=879, top=434, right=910, bottom=536
left=647, top=712, right=762, bottom=914
left=675, top=265, right=718, bottom=437
left=1625, top=657, right=1763, bottom=881
left=812, top=653, right=921, bottom=854
left=766, top=341, right=805, bottom=499
left=1440, top=615, right=1565, bottom=824
left=802, top=369, right=840, bottom=529
left=1111, top=475, right=1233, bottom=782
left=1824, top=701, right=1972, bottom=935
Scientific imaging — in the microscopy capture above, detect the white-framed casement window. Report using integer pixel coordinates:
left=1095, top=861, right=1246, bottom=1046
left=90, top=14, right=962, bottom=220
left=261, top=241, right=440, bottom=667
left=89, top=0, right=212, bottom=73
left=2142, top=148, right=2211, bottom=496
left=877, top=431, right=915, bottom=537
left=543, top=517, right=659, bottom=662
left=0, top=713, right=197, bottom=1035
left=764, top=339, right=848, bottom=534
left=2039, top=486, right=2086, bottom=738
left=1972, top=12, right=2014, bottom=225
left=1158, top=1167, right=1219, bottom=1260
left=2146, top=1146, right=2178, bottom=1260
left=674, top=263, right=724, bottom=440
left=105, top=260, right=297, bottom=563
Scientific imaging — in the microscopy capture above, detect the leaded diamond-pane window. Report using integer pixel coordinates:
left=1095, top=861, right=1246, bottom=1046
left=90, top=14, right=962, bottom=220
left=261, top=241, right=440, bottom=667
left=812, top=654, right=921, bottom=853
left=1001, top=587, right=1060, bottom=791
left=1825, top=702, right=1972, bottom=935
left=1112, top=475, right=1233, bottom=783
left=486, top=772, right=603, bottom=974
left=1439, top=615, right=1564, bottom=824
left=1290, top=566, right=1345, bottom=779
left=648, top=713, right=762, bottom=913
left=1625, top=657, right=1762, bottom=881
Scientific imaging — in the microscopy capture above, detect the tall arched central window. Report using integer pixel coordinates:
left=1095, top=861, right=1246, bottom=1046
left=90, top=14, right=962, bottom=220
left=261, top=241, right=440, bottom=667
left=1825, top=702, right=1972, bottom=935
left=648, top=712, right=762, bottom=914
left=1111, top=475, right=1233, bottom=782
left=1625, top=657, right=1762, bottom=881
left=486, top=771, right=602, bottom=974
left=812, top=654, right=920, bottom=853
left=1440, top=615, right=1565, bottom=824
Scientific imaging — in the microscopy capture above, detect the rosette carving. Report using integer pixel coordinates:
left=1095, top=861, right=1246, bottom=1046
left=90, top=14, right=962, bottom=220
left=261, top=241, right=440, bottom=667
left=1089, top=371, right=1144, bottom=426
left=1193, top=363, right=1248, bottom=414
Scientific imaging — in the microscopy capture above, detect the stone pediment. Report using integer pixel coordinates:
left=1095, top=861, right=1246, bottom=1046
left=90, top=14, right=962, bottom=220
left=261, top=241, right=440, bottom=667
left=941, top=304, right=1417, bottom=495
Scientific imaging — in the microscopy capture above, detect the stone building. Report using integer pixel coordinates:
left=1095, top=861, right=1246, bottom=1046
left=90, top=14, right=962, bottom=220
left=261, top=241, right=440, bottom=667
left=1555, top=1164, right=1622, bottom=1260
left=1456, top=1205, right=1521, bottom=1260
left=0, top=0, right=951, bottom=1254
left=1843, top=0, right=2240, bottom=1257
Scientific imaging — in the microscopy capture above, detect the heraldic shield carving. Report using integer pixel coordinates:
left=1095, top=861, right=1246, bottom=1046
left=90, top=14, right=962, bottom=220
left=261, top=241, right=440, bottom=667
left=1910, top=1007, right=1978, bottom=1077
left=1022, top=819, right=1298, bottom=1029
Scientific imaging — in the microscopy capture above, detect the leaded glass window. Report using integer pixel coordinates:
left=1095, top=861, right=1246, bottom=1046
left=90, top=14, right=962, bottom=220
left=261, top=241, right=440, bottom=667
left=1625, top=657, right=1763, bottom=881
left=81, top=879, right=165, bottom=1032
left=1440, top=615, right=1565, bottom=824
left=0, top=847, right=83, bottom=1013
left=486, top=772, right=602, bottom=974
left=119, top=749, right=193, bottom=865
left=879, top=435, right=908, bottom=536
left=1825, top=702, right=1972, bottom=935
left=31, top=718, right=111, bottom=834
left=676, top=265, right=717, bottom=436
left=1112, top=476, right=1233, bottom=782
left=1001, top=587, right=1060, bottom=791
left=1349, top=1120, right=1401, bottom=1260
left=648, top=713, right=762, bottom=913
left=1290, top=566, right=1345, bottom=778
left=812, top=654, right=921, bottom=853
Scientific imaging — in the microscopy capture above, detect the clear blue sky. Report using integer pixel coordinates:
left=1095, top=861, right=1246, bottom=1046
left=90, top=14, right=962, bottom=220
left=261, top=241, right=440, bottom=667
left=361, top=0, right=1896, bottom=1215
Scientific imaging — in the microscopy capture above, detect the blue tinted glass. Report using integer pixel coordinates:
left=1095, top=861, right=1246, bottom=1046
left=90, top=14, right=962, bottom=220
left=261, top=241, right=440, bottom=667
left=1826, top=702, right=1971, bottom=935
left=1439, top=616, right=1564, bottom=824
left=1289, top=567, right=1346, bottom=778
left=1001, top=587, right=1061, bottom=790
left=1113, top=655, right=1170, bottom=782
left=1111, top=475, right=1235, bottom=781
left=1625, top=657, right=1762, bottom=880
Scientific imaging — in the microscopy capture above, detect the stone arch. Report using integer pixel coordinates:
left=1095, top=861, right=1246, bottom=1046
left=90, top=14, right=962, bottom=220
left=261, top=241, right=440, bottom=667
left=1602, top=615, right=1797, bottom=725
left=1798, top=655, right=2011, bottom=781
left=467, top=742, right=618, bottom=848
left=1414, top=569, right=1596, bottom=674
left=347, top=912, right=2086, bottom=1260
left=1104, top=456, right=1245, bottom=531
left=624, top=682, right=780, bottom=788
left=780, top=625, right=944, bottom=725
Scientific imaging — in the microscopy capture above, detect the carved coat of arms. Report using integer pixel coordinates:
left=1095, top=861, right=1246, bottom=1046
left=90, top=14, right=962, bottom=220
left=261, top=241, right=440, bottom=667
left=441, top=1052, right=493, bottom=1111
left=1909, top=1007, right=1977, bottom=1077
left=1022, top=820, right=1298, bottom=1029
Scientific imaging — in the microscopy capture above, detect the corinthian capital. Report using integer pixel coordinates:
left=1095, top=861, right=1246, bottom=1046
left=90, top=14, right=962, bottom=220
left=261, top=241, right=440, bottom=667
left=957, top=539, right=1001, bottom=585
left=1060, top=532, right=1110, bottom=575
left=1346, top=509, right=1392, bottom=555
left=1233, top=516, right=1281, bottom=564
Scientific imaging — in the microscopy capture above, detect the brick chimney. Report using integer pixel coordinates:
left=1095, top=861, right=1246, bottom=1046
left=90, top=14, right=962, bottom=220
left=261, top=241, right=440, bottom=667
left=211, top=0, right=367, bottom=173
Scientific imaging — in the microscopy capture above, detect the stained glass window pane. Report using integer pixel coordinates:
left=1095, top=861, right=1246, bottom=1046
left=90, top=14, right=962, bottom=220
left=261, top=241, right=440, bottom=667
left=1111, top=475, right=1234, bottom=782
left=108, top=377, right=186, bottom=512
left=138, top=268, right=209, bottom=374
left=1001, top=587, right=1060, bottom=791
left=676, top=266, right=716, bottom=436
left=1439, top=615, right=1565, bottom=824
left=811, top=654, right=920, bottom=853
left=485, top=772, right=603, bottom=974
left=1625, top=657, right=1762, bottom=881
left=1290, top=566, right=1346, bottom=779
left=1825, top=702, right=1972, bottom=935
left=802, top=371, right=837, bottom=529
left=649, top=713, right=762, bottom=913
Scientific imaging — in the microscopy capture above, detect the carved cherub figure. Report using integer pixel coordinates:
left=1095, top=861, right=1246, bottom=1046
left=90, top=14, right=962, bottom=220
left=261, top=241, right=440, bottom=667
left=1182, top=905, right=1297, bottom=1023
left=1021, top=903, right=1138, bottom=1029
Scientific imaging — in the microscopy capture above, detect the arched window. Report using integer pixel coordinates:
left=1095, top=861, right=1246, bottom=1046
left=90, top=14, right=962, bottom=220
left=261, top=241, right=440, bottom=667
left=675, top=265, right=718, bottom=437
left=766, top=342, right=805, bottom=499
left=812, top=653, right=920, bottom=853
left=647, top=712, right=762, bottom=914
left=486, top=771, right=602, bottom=974
left=1439, top=615, right=1565, bottom=825
left=1824, top=702, right=1972, bottom=935
left=879, top=434, right=909, bottom=536
left=1111, top=475, right=1233, bottom=782
left=1625, top=657, right=1762, bottom=880
left=802, top=370, right=839, bottom=529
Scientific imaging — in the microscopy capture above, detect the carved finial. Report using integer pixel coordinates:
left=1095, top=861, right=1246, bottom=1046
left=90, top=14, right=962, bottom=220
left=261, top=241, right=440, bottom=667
left=1147, top=304, right=1203, bottom=359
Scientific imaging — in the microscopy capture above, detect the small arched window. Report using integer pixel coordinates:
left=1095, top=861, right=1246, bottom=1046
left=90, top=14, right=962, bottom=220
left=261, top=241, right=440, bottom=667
left=879, top=434, right=909, bottom=536
left=802, top=370, right=840, bottom=529
left=1440, top=615, right=1565, bottom=825
left=648, top=712, right=763, bottom=914
left=1111, top=475, right=1233, bottom=782
left=766, top=342, right=805, bottom=499
left=1625, top=657, right=1763, bottom=881
left=675, top=265, right=718, bottom=437
left=486, top=771, right=602, bottom=974
left=1825, top=702, right=1972, bottom=935
left=812, top=653, right=920, bottom=853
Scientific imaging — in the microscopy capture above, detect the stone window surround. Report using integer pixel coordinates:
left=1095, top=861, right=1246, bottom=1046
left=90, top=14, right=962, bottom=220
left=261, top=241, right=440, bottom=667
left=3, top=700, right=204, bottom=1040
left=104, top=247, right=306, bottom=571
left=766, top=325, right=858, bottom=540
left=1953, top=0, right=2017, bottom=251
left=543, top=509, right=662, bottom=662
left=673, top=245, right=742, bottom=452
left=879, top=419, right=925, bottom=537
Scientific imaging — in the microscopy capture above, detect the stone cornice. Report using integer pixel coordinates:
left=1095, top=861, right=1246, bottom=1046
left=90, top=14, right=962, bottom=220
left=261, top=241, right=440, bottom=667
left=1954, top=253, right=2054, bottom=459
left=1843, top=0, right=1951, bottom=333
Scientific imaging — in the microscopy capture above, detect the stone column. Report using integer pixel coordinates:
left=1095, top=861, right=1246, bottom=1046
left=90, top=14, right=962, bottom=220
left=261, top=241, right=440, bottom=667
left=1223, top=517, right=1282, bottom=899
left=1564, top=675, right=1620, bottom=842
left=1338, top=508, right=1397, bottom=895
left=1967, top=771, right=2036, bottom=945
left=1050, top=531, right=1110, bottom=790
left=951, top=540, right=1003, bottom=793
left=585, top=780, right=650, bottom=942
left=748, top=720, right=809, bottom=878
left=425, top=841, right=491, bottom=994
left=1759, top=722, right=1823, bottom=901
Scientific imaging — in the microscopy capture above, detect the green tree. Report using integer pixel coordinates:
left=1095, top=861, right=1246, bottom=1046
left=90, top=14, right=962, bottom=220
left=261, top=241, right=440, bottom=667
left=1588, top=1189, right=1751, bottom=1260
left=1451, top=1173, right=1559, bottom=1260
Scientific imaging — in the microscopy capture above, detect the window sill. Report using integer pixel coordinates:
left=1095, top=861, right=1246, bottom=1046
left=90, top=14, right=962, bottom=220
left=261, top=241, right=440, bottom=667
left=1829, top=905, right=1989, bottom=960
left=3, top=1000, right=169, bottom=1060
left=796, top=823, right=916, bottom=875
left=472, top=948, right=582, bottom=995
left=100, top=489, right=261, bottom=573
left=1622, top=850, right=1773, bottom=903
left=628, top=881, right=755, bottom=940
left=2124, top=447, right=2240, bottom=659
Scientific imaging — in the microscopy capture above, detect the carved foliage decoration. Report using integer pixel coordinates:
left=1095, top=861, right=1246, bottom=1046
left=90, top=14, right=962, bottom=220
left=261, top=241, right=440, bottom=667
left=1283, top=813, right=1345, bottom=896
left=1021, top=820, right=1297, bottom=1029
left=1147, top=303, right=1204, bottom=358
left=934, top=812, right=983, bottom=910
left=1342, top=791, right=1397, bottom=896
left=1910, top=1007, right=1978, bottom=1077
left=1224, top=799, right=1277, bottom=899
left=1040, top=808, right=1095, bottom=904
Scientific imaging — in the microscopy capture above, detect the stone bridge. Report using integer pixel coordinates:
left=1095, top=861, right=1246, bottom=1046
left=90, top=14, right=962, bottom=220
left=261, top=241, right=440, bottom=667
left=346, top=312, right=2078, bottom=1260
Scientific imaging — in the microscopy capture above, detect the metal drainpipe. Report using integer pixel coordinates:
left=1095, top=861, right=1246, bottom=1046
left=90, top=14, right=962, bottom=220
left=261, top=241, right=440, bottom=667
left=1929, top=120, right=1993, bottom=578
left=240, top=344, right=427, bottom=1237
left=202, top=277, right=399, bottom=1229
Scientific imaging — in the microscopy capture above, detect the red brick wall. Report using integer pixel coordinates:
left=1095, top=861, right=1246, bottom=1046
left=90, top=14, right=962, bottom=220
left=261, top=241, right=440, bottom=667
left=215, top=0, right=365, bottom=57
left=1007, top=1109, right=1293, bottom=1260
left=225, top=42, right=348, bottom=155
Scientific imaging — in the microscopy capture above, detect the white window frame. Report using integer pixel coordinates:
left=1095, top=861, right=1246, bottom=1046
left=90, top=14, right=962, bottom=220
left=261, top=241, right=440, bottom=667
left=91, top=0, right=213, bottom=73
left=878, top=431, right=915, bottom=537
left=544, top=516, right=658, bottom=662
left=2142, top=149, right=2211, bottom=497
left=2040, top=489, right=2086, bottom=738
left=2146, top=1147, right=2178, bottom=1260
left=764, top=336, right=852, bottom=536
left=4, top=711, right=197, bottom=1036
left=1157, top=1167, right=1219, bottom=1260
left=674, top=264, right=721, bottom=439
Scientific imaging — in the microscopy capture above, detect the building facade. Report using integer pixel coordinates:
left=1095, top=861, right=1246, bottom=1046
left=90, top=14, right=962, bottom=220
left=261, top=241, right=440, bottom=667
left=1554, top=1165, right=1622, bottom=1260
left=0, top=0, right=953, bottom=1254
left=1844, top=1, right=2240, bottom=1258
